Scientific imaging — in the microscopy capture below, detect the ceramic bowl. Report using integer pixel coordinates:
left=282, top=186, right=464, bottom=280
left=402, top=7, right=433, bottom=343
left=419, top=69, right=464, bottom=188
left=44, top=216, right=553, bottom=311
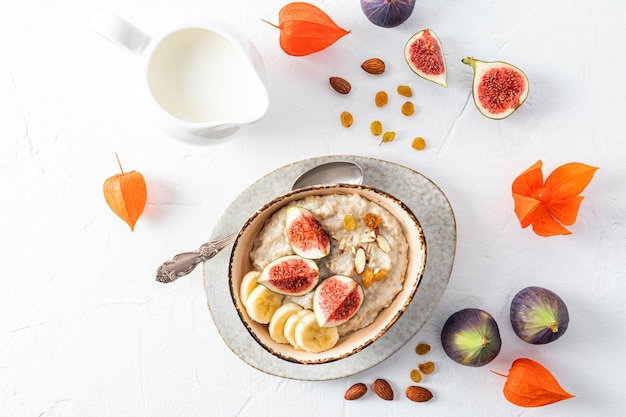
left=228, top=184, right=427, bottom=364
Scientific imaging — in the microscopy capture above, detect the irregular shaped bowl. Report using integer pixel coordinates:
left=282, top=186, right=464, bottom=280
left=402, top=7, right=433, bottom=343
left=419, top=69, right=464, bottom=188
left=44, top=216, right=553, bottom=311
left=228, top=183, right=427, bottom=364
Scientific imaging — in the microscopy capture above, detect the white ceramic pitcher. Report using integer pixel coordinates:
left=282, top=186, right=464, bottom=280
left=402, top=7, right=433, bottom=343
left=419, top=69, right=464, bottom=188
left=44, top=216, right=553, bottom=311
left=90, top=10, right=269, bottom=142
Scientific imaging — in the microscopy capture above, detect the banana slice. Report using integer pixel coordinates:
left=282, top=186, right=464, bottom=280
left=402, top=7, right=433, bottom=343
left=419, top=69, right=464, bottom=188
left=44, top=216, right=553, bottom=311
left=239, top=271, right=261, bottom=304
left=244, top=285, right=283, bottom=324
left=269, top=303, right=303, bottom=344
left=295, top=312, right=339, bottom=353
left=284, top=309, right=312, bottom=349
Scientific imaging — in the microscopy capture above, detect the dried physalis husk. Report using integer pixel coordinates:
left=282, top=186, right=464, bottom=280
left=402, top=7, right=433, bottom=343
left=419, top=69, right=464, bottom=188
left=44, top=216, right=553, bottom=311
left=397, top=85, right=413, bottom=97
left=419, top=361, right=435, bottom=375
left=412, top=137, right=426, bottom=151
left=415, top=343, right=431, bottom=355
left=375, top=91, right=388, bottom=107
left=103, top=154, right=147, bottom=231
left=340, top=111, right=353, bottom=127
left=402, top=101, right=415, bottom=116
left=370, top=120, right=383, bottom=136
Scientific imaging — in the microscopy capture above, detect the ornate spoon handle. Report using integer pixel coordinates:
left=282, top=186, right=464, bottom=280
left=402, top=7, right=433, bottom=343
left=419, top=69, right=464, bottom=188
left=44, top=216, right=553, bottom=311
left=156, top=233, right=237, bottom=283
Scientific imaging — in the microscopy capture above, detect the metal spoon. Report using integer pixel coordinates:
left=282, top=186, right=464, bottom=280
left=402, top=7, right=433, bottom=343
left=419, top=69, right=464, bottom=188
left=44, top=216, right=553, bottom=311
left=155, top=160, right=363, bottom=283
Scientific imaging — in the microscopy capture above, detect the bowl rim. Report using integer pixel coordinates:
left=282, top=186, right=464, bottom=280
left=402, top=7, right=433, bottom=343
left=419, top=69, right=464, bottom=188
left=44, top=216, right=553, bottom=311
left=227, top=183, right=427, bottom=364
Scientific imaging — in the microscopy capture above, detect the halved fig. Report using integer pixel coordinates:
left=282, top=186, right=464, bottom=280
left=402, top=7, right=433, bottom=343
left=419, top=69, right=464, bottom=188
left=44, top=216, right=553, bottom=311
left=404, top=29, right=447, bottom=88
left=462, top=57, right=529, bottom=119
left=258, top=255, right=320, bottom=296
left=313, top=275, right=364, bottom=327
left=285, top=206, right=330, bottom=259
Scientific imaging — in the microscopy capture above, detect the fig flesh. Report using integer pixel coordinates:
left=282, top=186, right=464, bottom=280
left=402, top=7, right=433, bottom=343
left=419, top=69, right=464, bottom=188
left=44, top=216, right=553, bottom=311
left=404, top=29, right=447, bottom=88
left=462, top=57, right=529, bottom=119
left=361, top=0, right=415, bottom=28
left=313, top=275, right=364, bottom=327
left=441, top=308, right=502, bottom=367
left=258, top=255, right=320, bottom=296
left=510, top=286, right=569, bottom=345
left=285, top=206, right=330, bottom=259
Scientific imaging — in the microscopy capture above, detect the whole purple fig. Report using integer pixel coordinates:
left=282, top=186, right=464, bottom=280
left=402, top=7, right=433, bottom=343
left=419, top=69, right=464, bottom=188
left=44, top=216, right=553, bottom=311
left=441, top=308, right=502, bottom=367
left=510, top=286, right=569, bottom=345
left=361, top=0, right=416, bottom=28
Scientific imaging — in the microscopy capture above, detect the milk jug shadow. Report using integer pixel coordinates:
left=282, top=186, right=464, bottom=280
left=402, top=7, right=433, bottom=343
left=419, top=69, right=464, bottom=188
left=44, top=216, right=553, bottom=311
left=90, top=10, right=269, bottom=143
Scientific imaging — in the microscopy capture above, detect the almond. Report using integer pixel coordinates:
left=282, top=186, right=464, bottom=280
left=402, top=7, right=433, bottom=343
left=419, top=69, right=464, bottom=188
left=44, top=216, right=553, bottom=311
left=361, top=58, right=386, bottom=75
left=375, top=235, right=390, bottom=253
left=372, top=378, right=394, bottom=401
left=344, top=383, right=367, bottom=400
left=329, top=77, right=352, bottom=94
left=405, top=385, right=433, bottom=402
left=354, top=247, right=366, bottom=274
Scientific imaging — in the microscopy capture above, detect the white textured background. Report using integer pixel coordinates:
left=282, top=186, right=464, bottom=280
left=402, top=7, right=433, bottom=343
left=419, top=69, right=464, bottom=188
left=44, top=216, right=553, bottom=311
left=2, top=1, right=625, bottom=416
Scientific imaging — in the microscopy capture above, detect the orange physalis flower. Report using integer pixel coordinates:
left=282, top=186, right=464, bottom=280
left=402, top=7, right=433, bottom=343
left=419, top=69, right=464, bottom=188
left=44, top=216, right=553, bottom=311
left=512, top=160, right=598, bottom=237
left=492, top=358, right=574, bottom=407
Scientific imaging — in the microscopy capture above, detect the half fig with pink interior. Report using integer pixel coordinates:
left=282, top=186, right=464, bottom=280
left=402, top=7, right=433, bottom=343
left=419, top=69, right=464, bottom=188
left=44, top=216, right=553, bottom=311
left=258, top=255, right=320, bottom=296
left=313, top=275, right=364, bottom=327
left=285, top=206, right=331, bottom=259
left=404, top=29, right=447, bottom=87
left=462, top=57, right=529, bottom=119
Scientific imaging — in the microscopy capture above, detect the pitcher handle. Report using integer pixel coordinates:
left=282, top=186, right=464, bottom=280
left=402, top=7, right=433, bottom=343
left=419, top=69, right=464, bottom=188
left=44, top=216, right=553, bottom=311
left=90, top=9, right=150, bottom=56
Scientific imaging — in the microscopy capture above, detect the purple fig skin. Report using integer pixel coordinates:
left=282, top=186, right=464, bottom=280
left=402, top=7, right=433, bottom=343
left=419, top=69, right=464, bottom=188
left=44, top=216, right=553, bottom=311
left=510, top=286, right=569, bottom=345
left=361, top=0, right=416, bottom=28
left=441, top=308, right=502, bottom=367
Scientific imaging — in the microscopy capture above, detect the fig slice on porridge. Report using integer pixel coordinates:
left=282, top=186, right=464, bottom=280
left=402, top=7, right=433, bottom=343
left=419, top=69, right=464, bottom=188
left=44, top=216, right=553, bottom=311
left=285, top=206, right=331, bottom=259
left=258, top=255, right=320, bottom=296
left=314, top=275, right=364, bottom=327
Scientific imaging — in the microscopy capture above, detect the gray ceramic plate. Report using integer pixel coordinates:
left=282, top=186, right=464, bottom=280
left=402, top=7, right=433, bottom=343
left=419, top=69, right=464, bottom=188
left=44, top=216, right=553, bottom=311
left=203, top=155, right=456, bottom=380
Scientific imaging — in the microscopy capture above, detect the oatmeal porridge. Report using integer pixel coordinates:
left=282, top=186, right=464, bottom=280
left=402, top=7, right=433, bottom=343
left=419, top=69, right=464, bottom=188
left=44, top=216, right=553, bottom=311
left=249, top=192, right=409, bottom=337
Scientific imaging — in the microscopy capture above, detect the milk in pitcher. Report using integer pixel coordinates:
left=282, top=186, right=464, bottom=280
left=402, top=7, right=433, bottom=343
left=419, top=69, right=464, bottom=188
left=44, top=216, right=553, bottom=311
left=147, top=28, right=264, bottom=123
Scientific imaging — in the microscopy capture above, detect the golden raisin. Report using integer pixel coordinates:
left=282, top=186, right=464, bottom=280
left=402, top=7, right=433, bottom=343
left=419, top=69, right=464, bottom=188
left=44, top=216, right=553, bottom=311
left=361, top=269, right=374, bottom=289
left=411, top=137, right=426, bottom=151
left=401, top=101, right=415, bottom=116
left=370, top=120, right=383, bottom=136
left=375, top=91, right=388, bottom=107
left=373, top=268, right=387, bottom=282
left=410, top=369, right=422, bottom=383
left=343, top=215, right=356, bottom=231
left=418, top=361, right=435, bottom=375
left=340, top=111, right=353, bottom=128
left=381, top=131, right=395, bottom=143
left=397, top=85, right=413, bottom=97
left=415, top=343, right=431, bottom=355
left=364, top=213, right=382, bottom=229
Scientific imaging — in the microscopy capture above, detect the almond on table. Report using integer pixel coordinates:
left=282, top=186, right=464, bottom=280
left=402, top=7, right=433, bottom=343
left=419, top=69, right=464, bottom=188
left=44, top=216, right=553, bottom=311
left=361, top=58, right=386, bottom=74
